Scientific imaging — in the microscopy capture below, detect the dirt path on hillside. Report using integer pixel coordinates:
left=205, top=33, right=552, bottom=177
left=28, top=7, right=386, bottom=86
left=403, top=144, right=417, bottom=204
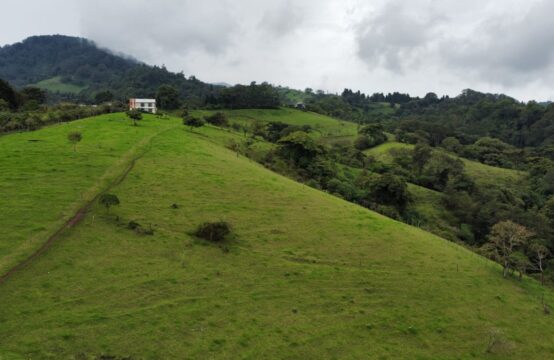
left=0, top=146, right=143, bottom=285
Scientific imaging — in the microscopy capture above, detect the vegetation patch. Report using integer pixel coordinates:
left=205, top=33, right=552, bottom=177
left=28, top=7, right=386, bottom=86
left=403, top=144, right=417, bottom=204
left=192, top=221, right=232, bottom=243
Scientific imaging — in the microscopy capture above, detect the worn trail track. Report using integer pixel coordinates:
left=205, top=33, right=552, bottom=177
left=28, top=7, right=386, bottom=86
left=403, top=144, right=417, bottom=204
left=0, top=124, right=177, bottom=285
left=0, top=155, right=140, bottom=285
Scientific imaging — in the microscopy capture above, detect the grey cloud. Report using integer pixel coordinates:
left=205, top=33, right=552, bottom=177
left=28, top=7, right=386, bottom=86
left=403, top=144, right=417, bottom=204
left=355, top=1, right=442, bottom=72
left=80, top=0, right=239, bottom=59
left=440, top=0, right=554, bottom=85
left=258, top=0, right=303, bottom=36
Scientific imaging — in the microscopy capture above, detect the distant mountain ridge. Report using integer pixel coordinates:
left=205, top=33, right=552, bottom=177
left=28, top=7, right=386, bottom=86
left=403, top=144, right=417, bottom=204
left=0, top=35, right=217, bottom=102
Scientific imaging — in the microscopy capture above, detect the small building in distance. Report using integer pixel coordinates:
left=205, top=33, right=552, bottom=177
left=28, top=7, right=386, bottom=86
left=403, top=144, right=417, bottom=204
left=129, top=98, right=157, bottom=114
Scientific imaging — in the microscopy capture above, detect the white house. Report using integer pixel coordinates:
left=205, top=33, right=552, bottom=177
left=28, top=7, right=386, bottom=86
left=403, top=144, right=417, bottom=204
left=129, top=98, right=157, bottom=114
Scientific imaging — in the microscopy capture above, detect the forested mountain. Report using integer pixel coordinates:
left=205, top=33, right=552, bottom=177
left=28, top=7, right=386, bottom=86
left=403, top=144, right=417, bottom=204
left=0, top=35, right=217, bottom=103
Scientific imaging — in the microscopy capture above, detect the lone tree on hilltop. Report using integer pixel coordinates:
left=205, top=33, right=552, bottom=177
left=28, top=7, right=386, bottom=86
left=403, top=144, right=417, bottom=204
left=99, top=193, right=120, bottom=214
left=126, top=109, right=142, bottom=126
left=183, top=115, right=205, bottom=132
left=67, top=131, right=82, bottom=152
left=482, top=220, right=533, bottom=278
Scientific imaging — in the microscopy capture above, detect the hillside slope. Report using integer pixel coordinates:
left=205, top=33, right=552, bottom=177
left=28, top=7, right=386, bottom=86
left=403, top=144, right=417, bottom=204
left=0, top=114, right=552, bottom=359
left=0, top=113, right=178, bottom=275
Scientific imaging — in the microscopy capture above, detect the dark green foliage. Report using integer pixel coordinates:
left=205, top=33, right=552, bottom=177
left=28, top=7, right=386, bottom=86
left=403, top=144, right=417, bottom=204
left=207, top=82, right=280, bottom=109
left=357, top=124, right=387, bottom=149
left=99, top=193, right=120, bottom=213
left=368, top=173, right=410, bottom=210
left=20, top=87, right=46, bottom=104
left=354, top=135, right=372, bottom=151
left=67, top=131, right=82, bottom=152
left=412, top=143, right=433, bottom=173
left=193, top=221, right=231, bottom=242
left=204, top=112, right=228, bottom=127
left=127, top=221, right=154, bottom=235
left=277, top=131, right=322, bottom=167
left=0, top=101, right=125, bottom=134
left=126, top=110, right=142, bottom=126
left=463, top=137, right=517, bottom=167
left=94, top=91, right=114, bottom=104
left=0, top=78, right=19, bottom=110
left=156, top=85, right=181, bottom=109
left=441, top=137, right=462, bottom=153
left=397, top=89, right=554, bottom=148
left=183, top=116, right=205, bottom=131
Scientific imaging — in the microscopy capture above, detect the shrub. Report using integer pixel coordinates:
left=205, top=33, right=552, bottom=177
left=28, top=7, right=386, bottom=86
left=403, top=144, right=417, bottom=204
left=99, top=193, right=120, bottom=213
left=127, top=220, right=154, bottom=235
left=193, top=221, right=231, bottom=242
left=204, top=112, right=228, bottom=127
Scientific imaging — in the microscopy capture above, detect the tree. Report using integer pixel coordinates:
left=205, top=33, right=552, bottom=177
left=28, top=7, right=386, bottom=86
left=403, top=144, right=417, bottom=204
left=99, top=193, right=120, bottom=214
left=369, top=173, right=410, bottom=211
left=412, top=143, right=433, bottom=173
left=183, top=116, right=205, bottom=131
left=204, top=112, right=228, bottom=127
left=0, top=78, right=19, bottom=110
left=441, top=137, right=462, bottom=153
left=67, top=131, right=82, bottom=152
left=277, top=131, right=322, bottom=167
left=126, top=110, right=142, bottom=126
left=482, top=221, right=533, bottom=277
left=20, top=87, right=46, bottom=104
left=510, top=251, right=531, bottom=279
left=358, top=124, right=387, bottom=148
left=529, top=241, right=550, bottom=284
left=94, top=90, right=114, bottom=104
left=354, top=135, right=372, bottom=150
left=156, top=85, right=181, bottom=109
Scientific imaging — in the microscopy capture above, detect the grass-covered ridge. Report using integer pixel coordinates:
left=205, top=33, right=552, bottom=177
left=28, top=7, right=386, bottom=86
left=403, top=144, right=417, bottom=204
left=33, top=76, right=87, bottom=94
left=365, top=141, right=526, bottom=189
left=0, top=113, right=177, bottom=275
left=0, top=113, right=553, bottom=359
left=196, top=107, right=359, bottom=138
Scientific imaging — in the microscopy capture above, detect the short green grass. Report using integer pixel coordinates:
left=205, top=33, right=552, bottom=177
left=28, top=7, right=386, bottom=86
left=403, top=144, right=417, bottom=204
left=408, top=183, right=459, bottom=240
left=196, top=108, right=359, bottom=139
left=0, top=113, right=177, bottom=274
left=33, top=76, right=87, bottom=94
left=0, top=113, right=553, bottom=359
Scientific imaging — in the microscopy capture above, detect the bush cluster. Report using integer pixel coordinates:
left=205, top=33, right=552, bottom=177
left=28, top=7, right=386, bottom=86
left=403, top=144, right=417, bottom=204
left=193, top=221, right=231, bottom=242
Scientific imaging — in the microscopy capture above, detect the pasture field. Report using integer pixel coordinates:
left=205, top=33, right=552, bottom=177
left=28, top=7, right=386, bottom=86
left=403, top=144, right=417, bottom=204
left=195, top=108, right=359, bottom=139
left=0, top=113, right=178, bottom=275
left=33, top=76, right=87, bottom=94
left=0, top=113, right=552, bottom=359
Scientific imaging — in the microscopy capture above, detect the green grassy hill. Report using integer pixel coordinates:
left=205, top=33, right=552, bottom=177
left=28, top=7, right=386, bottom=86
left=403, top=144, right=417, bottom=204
left=365, top=142, right=527, bottom=189
left=197, top=108, right=359, bottom=139
left=0, top=113, right=553, bottom=359
left=33, top=76, right=87, bottom=94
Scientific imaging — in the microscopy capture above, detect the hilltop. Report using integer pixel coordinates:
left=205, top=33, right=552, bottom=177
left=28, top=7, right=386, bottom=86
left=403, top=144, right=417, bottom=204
left=0, top=35, right=216, bottom=102
left=0, top=111, right=553, bottom=359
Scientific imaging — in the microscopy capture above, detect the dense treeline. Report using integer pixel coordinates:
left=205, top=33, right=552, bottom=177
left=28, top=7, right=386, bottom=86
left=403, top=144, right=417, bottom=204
left=205, top=82, right=280, bottom=109
left=396, top=89, right=554, bottom=148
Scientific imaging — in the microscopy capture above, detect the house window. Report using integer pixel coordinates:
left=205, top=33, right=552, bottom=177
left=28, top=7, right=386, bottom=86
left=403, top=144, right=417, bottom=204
left=141, top=103, right=145, bottom=107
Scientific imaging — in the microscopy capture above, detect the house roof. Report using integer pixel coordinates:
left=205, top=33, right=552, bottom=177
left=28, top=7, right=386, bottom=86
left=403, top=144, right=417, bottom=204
left=131, top=98, right=156, bottom=103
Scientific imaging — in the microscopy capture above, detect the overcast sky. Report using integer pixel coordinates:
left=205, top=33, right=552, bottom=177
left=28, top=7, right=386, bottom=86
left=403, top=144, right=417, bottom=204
left=2, top=0, right=554, bottom=101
